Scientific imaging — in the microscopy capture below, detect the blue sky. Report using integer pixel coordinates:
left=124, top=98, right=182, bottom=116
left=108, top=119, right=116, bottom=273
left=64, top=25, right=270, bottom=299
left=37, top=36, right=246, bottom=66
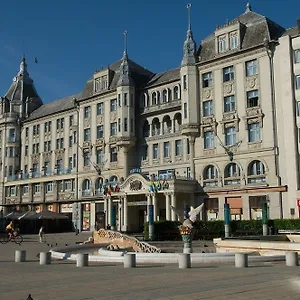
left=0, top=0, right=299, bottom=103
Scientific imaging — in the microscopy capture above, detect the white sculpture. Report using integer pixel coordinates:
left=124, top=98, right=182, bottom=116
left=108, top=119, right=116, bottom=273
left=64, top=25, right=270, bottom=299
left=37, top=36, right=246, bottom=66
left=170, top=203, right=204, bottom=229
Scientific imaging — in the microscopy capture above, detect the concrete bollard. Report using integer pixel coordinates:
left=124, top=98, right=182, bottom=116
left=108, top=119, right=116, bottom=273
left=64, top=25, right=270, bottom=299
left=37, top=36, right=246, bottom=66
left=286, top=252, right=299, bottom=267
left=235, top=253, right=248, bottom=268
left=15, top=250, right=26, bottom=263
left=263, top=224, right=268, bottom=236
left=40, top=252, right=51, bottom=265
left=76, top=253, right=89, bottom=267
left=124, top=253, right=136, bottom=268
left=178, top=253, right=191, bottom=269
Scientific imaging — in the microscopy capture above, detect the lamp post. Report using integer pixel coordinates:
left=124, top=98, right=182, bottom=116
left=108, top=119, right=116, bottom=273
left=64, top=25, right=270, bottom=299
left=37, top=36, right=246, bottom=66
left=73, top=98, right=80, bottom=233
left=263, top=38, right=283, bottom=219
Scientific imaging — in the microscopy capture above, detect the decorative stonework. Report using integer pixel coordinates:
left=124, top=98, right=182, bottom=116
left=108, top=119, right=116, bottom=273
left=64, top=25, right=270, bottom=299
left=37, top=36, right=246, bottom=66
left=54, top=149, right=65, bottom=158
left=248, top=142, right=262, bottom=150
left=163, top=157, right=172, bottom=164
left=175, top=156, right=183, bottom=162
left=96, top=115, right=103, bottom=124
left=246, top=75, right=259, bottom=90
left=203, top=88, right=213, bottom=100
left=153, top=159, right=160, bottom=165
left=129, top=180, right=143, bottom=191
left=203, top=149, right=216, bottom=156
left=220, top=112, right=240, bottom=133
left=110, top=112, right=117, bottom=122
left=243, top=108, right=264, bottom=129
left=84, top=118, right=91, bottom=127
left=31, top=154, right=40, bottom=163
left=83, top=141, right=92, bottom=148
left=95, top=138, right=105, bottom=147
left=223, top=82, right=235, bottom=95
left=42, top=152, right=52, bottom=162
left=109, top=136, right=117, bottom=144
left=141, top=160, right=149, bottom=167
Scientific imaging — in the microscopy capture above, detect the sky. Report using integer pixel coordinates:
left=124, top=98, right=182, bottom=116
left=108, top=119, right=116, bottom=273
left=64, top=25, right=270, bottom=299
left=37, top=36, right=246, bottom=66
left=0, top=0, right=299, bottom=103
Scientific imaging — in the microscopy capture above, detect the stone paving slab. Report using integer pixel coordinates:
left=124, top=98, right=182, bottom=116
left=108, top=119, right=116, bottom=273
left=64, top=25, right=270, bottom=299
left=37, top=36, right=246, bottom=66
left=1, top=233, right=300, bottom=299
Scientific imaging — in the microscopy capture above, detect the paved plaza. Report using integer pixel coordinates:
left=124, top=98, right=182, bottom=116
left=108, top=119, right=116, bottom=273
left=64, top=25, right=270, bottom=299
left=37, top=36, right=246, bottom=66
left=1, top=233, right=300, bottom=299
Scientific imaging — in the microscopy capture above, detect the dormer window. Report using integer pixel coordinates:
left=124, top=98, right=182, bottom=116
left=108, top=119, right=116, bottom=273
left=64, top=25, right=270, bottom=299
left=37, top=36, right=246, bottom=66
left=229, top=32, right=238, bottom=50
left=94, top=78, right=101, bottom=93
left=94, top=75, right=109, bottom=93
left=151, top=92, right=157, bottom=105
left=218, top=36, right=226, bottom=53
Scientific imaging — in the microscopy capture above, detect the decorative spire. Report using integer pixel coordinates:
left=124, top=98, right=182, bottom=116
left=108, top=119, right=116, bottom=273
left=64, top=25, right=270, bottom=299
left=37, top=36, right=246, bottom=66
left=181, top=3, right=196, bottom=66
left=18, top=55, right=29, bottom=77
left=245, top=2, right=252, bottom=13
left=117, top=30, right=133, bottom=87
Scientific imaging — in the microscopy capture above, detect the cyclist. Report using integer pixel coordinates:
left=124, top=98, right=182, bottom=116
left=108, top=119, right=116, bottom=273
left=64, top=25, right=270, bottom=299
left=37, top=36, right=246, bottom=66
left=5, top=221, right=14, bottom=239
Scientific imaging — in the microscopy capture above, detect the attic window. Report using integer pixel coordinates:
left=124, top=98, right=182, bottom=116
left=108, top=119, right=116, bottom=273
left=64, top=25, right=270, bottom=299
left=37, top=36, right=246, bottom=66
left=229, top=32, right=238, bottom=50
left=218, top=36, right=226, bottom=53
left=94, top=76, right=108, bottom=93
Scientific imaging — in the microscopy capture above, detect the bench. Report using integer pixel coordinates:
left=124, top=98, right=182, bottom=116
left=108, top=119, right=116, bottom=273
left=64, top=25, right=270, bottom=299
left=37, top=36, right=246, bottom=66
left=278, top=230, right=300, bottom=235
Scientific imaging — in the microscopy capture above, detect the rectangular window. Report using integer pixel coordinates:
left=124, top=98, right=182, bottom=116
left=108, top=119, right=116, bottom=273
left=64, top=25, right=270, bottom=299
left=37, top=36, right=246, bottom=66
left=110, top=147, right=118, bottom=162
left=202, top=72, right=213, bottom=88
left=296, top=75, right=300, bottom=90
left=204, top=131, right=215, bottom=149
left=68, top=157, right=73, bottom=169
left=46, top=183, right=53, bottom=193
left=84, top=128, right=91, bottom=141
left=110, top=99, right=117, bottom=111
left=183, top=75, right=187, bottom=90
left=223, top=66, right=234, bottom=82
left=218, top=36, right=226, bottom=53
left=184, top=103, right=188, bottom=118
left=69, top=115, right=74, bottom=126
left=247, top=90, right=259, bottom=107
left=297, top=101, right=300, bottom=117
left=246, top=60, right=258, bottom=77
left=96, top=149, right=104, bottom=164
left=153, top=144, right=159, bottom=159
left=163, top=142, right=170, bottom=158
left=248, top=123, right=261, bottom=143
left=73, top=131, right=77, bottom=144
left=110, top=122, right=117, bottom=136
left=8, top=128, right=16, bottom=142
left=124, top=93, right=128, bottom=106
left=175, top=140, right=182, bottom=156
left=118, top=94, right=121, bottom=107
left=130, top=118, right=133, bottom=133
left=124, top=118, right=128, bottom=132
left=25, top=145, right=28, bottom=156
left=142, top=144, right=148, bottom=160
left=97, top=125, right=104, bottom=139
left=73, top=154, right=77, bottom=168
left=25, top=127, right=29, bottom=137
left=225, top=127, right=236, bottom=146
left=97, top=103, right=103, bottom=115
left=64, top=180, right=72, bottom=190
left=84, top=106, right=91, bottom=118
left=230, top=34, right=238, bottom=50
left=295, top=49, right=300, bottom=64
left=187, top=139, right=190, bottom=154
left=203, top=100, right=213, bottom=116
left=83, top=152, right=90, bottom=166
left=224, top=95, right=236, bottom=112
left=69, top=136, right=73, bottom=147
left=56, top=118, right=64, bottom=130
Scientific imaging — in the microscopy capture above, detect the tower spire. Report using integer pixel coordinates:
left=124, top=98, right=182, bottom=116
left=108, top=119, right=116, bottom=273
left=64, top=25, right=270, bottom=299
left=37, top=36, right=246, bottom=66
left=181, top=3, right=196, bottom=66
left=245, top=2, right=252, bottom=13
left=187, top=3, right=192, bottom=32
left=117, top=30, right=133, bottom=87
left=18, top=55, right=29, bottom=78
left=123, top=30, right=128, bottom=58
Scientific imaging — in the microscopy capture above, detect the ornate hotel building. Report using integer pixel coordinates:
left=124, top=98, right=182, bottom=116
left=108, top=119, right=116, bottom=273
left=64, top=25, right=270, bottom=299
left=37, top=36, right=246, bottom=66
left=1, top=4, right=300, bottom=231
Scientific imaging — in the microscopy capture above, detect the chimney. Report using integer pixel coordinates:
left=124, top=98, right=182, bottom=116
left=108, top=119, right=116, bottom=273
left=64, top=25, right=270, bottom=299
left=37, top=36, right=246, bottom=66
left=297, top=18, right=300, bottom=34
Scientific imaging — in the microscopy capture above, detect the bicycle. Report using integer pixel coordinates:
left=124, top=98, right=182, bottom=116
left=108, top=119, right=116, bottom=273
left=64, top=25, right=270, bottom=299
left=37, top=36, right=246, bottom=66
left=0, top=232, right=23, bottom=245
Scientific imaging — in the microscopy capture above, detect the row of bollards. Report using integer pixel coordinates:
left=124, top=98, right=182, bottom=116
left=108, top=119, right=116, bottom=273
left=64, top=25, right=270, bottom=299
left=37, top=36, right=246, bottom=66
left=14, top=250, right=300, bottom=269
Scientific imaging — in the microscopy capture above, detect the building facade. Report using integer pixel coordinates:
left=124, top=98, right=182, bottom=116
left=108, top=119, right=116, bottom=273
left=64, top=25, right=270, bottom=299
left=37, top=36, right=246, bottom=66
left=1, top=4, right=300, bottom=231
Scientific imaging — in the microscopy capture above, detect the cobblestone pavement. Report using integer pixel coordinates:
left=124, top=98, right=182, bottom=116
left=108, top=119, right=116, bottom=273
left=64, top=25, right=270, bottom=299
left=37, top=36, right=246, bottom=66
left=1, top=233, right=300, bottom=300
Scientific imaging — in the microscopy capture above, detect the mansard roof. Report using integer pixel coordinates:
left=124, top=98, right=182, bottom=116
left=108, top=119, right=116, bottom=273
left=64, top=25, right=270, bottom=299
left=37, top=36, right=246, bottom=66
left=145, top=68, right=180, bottom=88
left=283, top=26, right=300, bottom=37
left=198, top=10, right=286, bottom=63
left=26, top=58, right=153, bottom=121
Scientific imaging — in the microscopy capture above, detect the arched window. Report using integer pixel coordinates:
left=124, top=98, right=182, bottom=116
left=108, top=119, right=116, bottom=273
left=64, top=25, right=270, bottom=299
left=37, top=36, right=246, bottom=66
left=248, top=160, right=266, bottom=183
left=157, top=91, right=160, bottom=104
left=82, top=179, right=91, bottom=196
left=109, top=175, right=118, bottom=183
left=162, top=89, right=168, bottom=103
left=151, top=92, right=157, bottom=105
left=224, top=163, right=240, bottom=185
left=95, top=178, right=104, bottom=195
left=174, top=113, right=182, bottom=133
left=173, top=86, right=180, bottom=100
left=152, top=118, right=160, bottom=136
left=162, top=115, right=172, bottom=134
left=203, top=165, right=218, bottom=187
left=142, top=93, right=149, bottom=108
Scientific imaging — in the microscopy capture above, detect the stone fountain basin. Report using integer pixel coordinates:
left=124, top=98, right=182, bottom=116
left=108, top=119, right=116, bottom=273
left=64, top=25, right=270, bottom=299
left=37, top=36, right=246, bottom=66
left=50, top=244, right=285, bottom=264
left=214, top=235, right=300, bottom=256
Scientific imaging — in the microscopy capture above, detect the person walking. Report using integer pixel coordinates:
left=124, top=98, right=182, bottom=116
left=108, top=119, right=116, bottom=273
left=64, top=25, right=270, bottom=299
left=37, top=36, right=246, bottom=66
left=38, top=226, right=45, bottom=243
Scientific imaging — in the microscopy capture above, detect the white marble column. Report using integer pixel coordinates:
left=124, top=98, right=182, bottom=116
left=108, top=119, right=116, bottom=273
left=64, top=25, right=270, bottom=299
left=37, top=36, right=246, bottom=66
left=171, top=193, right=176, bottom=221
left=146, top=194, right=152, bottom=222
left=107, top=197, right=112, bottom=227
left=153, top=193, right=157, bottom=221
left=104, top=197, right=108, bottom=227
left=165, top=193, right=171, bottom=220
left=122, top=196, right=128, bottom=232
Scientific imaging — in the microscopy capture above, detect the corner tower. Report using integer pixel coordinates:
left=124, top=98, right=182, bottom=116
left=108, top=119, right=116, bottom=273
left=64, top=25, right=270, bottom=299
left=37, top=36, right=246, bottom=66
left=116, top=31, right=136, bottom=179
left=180, top=4, right=200, bottom=179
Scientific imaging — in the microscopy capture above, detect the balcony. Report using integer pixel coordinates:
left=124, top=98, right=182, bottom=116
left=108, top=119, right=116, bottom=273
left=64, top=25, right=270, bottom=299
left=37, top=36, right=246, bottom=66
left=140, top=99, right=181, bottom=115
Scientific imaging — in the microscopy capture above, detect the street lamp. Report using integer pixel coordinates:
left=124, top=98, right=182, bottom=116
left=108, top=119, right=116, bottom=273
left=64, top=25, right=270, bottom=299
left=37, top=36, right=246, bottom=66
left=263, top=38, right=283, bottom=219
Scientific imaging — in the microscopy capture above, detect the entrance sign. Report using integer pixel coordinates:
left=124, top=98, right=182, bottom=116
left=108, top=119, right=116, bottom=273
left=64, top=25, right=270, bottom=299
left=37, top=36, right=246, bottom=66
left=127, top=201, right=147, bottom=206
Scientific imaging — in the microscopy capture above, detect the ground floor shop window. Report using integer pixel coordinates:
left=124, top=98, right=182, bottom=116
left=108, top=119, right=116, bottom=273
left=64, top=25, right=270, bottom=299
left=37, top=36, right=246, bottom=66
left=204, top=198, right=219, bottom=221
left=249, top=195, right=267, bottom=220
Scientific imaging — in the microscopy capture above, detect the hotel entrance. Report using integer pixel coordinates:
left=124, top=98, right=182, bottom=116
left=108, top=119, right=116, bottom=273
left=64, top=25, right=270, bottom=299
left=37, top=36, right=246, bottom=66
left=127, top=195, right=147, bottom=232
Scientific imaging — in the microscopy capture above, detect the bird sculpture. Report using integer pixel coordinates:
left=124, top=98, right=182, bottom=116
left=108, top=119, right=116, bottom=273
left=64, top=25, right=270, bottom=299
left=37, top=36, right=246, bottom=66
left=170, top=203, right=204, bottom=229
